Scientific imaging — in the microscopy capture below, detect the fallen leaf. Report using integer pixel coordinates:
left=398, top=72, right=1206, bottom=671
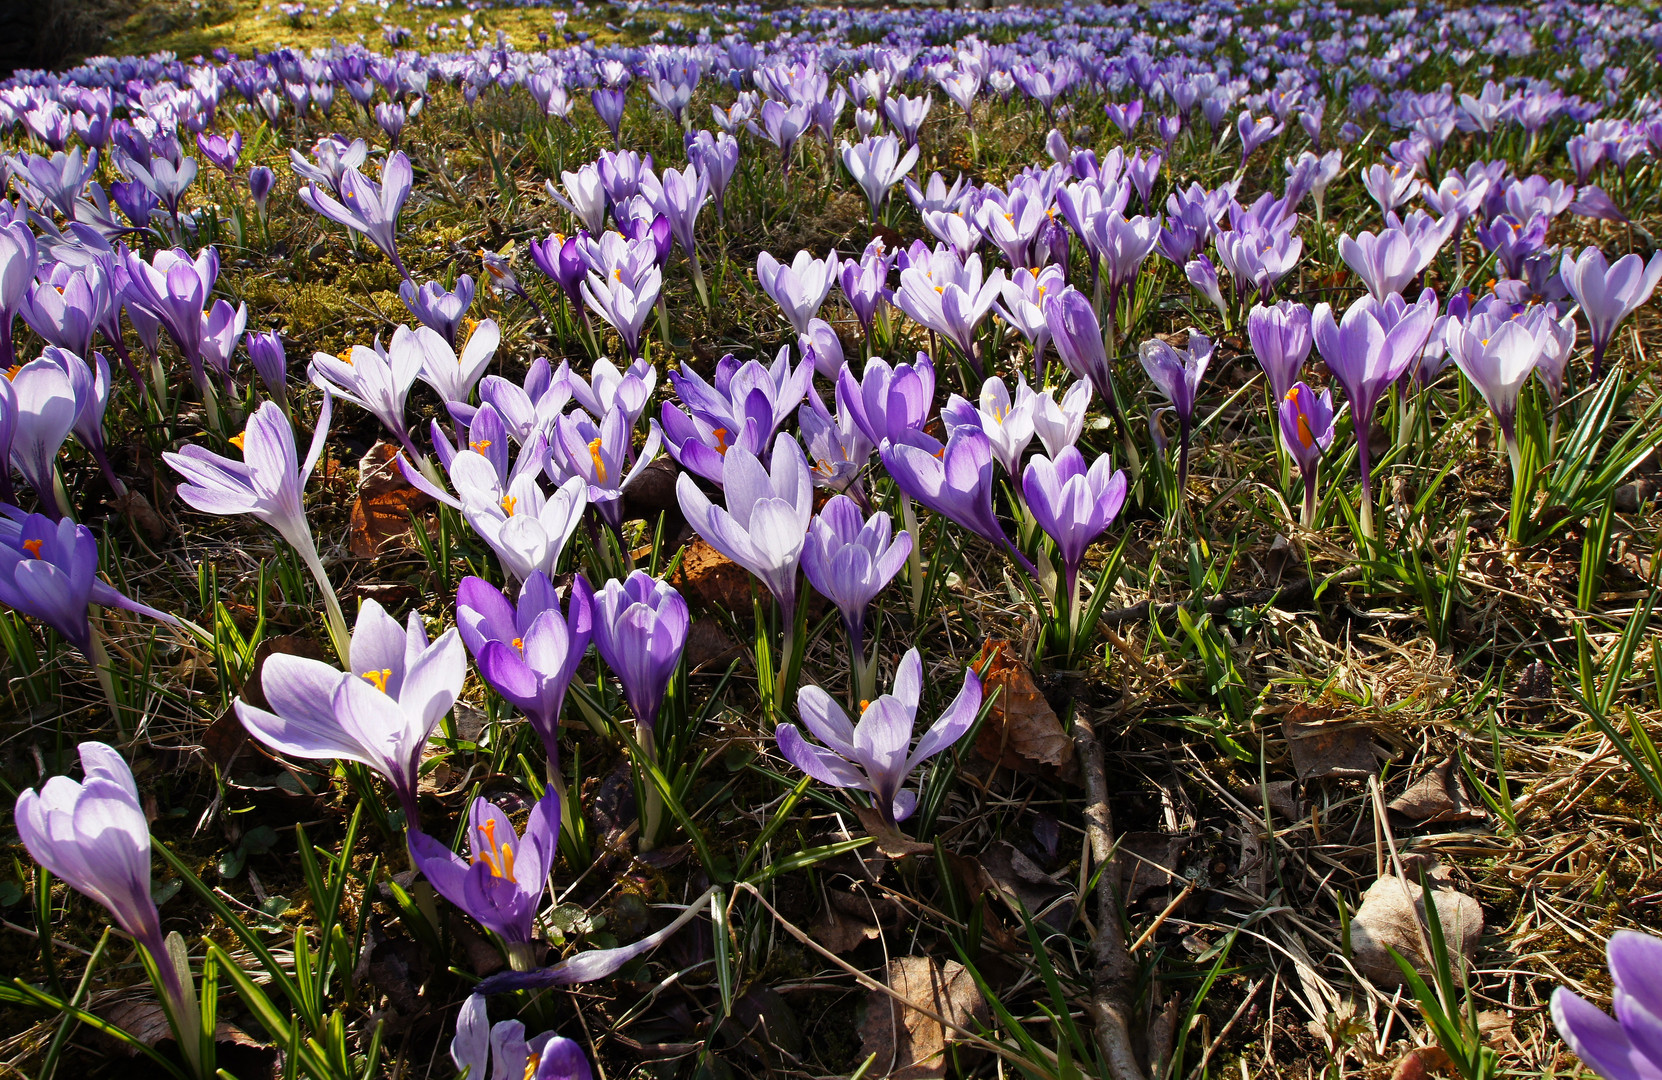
left=348, top=442, right=435, bottom=558
left=622, top=456, right=681, bottom=521
left=1389, top=1046, right=1454, bottom=1080
left=1389, top=757, right=1485, bottom=824
left=1350, top=872, right=1484, bottom=987
left=972, top=641, right=1080, bottom=783
left=854, top=806, right=934, bottom=858
left=812, top=902, right=882, bottom=953
left=1282, top=703, right=1379, bottom=781
left=859, top=957, right=988, bottom=1079
left=1253, top=780, right=1305, bottom=821
left=108, top=489, right=170, bottom=540
left=671, top=538, right=760, bottom=610
left=1118, top=832, right=1192, bottom=904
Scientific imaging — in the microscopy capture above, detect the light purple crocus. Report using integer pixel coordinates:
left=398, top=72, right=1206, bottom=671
left=777, top=648, right=981, bottom=828
left=836, top=352, right=935, bottom=449
left=414, top=319, right=499, bottom=408
left=7, top=357, right=76, bottom=516
left=233, top=598, right=466, bottom=829
left=802, top=494, right=911, bottom=681
left=842, top=134, right=917, bottom=220
left=676, top=434, right=813, bottom=623
left=0, top=220, right=38, bottom=369
left=1559, top=247, right=1662, bottom=379
left=1552, top=930, right=1662, bottom=1080
left=15, top=743, right=191, bottom=1019
left=0, top=510, right=177, bottom=658
left=246, top=330, right=288, bottom=403
left=18, top=267, right=100, bottom=358
left=757, top=249, right=839, bottom=335
left=1278, top=382, right=1336, bottom=526
left=1139, top=332, right=1213, bottom=493
left=1446, top=313, right=1541, bottom=477
left=551, top=406, right=662, bottom=531
left=1044, top=285, right=1118, bottom=411
left=409, top=791, right=559, bottom=967
left=248, top=166, right=275, bottom=220
left=456, top=572, right=593, bottom=764
left=1313, top=289, right=1437, bottom=537
left=1023, top=447, right=1128, bottom=601
left=300, top=151, right=414, bottom=279
left=309, top=329, right=424, bottom=459
left=1248, top=301, right=1313, bottom=400
left=686, top=129, right=739, bottom=224
left=881, top=426, right=1037, bottom=577
left=399, top=276, right=475, bottom=348
left=591, top=570, right=689, bottom=733
left=581, top=257, right=660, bottom=360
left=894, top=247, right=1004, bottom=372
left=123, top=245, right=217, bottom=369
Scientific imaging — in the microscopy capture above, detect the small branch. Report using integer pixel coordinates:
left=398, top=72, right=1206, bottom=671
left=1073, top=710, right=1147, bottom=1080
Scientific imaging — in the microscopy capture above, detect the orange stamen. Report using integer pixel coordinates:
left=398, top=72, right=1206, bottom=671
left=500, top=495, right=518, bottom=516
left=361, top=668, right=392, bottom=693
left=22, top=539, right=43, bottom=557
left=588, top=437, right=607, bottom=483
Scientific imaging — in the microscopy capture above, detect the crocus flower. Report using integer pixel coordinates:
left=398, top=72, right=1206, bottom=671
left=468, top=473, right=589, bottom=585
left=9, top=148, right=97, bottom=218
left=1338, top=229, right=1421, bottom=301
left=837, top=352, right=935, bottom=448
left=568, top=356, right=654, bottom=429
left=409, top=790, right=559, bottom=965
left=749, top=100, right=811, bottom=165
left=802, top=494, right=910, bottom=666
left=1044, top=285, right=1117, bottom=407
left=883, top=92, right=932, bottom=148
left=1138, top=332, right=1213, bottom=493
left=945, top=375, right=1036, bottom=478
left=546, top=165, right=607, bottom=234
left=777, top=648, right=981, bottom=827
left=451, top=996, right=568, bottom=1080
left=995, top=265, right=1064, bottom=379
left=881, top=426, right=1037, bottom=577
left=1559, top=247, right=1662, bottom=379
left=15, top=743, right=190, bottom=1016
left=1552, top=930, right=1662, bottom=1080
left=581, top=258, right=660, bottom=360
left=677, top=435, right=813, bottom=622
left=122, top=245, right=217, bottom=370
left=1313, top=289, right=1437, bottom=536
left=1032, top=380, right=1092, bottom=457
left=591, top=570, right=689, bottom=732
left=234, top=598, right=466, bottom=829
left=591, top=88, right=626, bottom=143
left=165, top=397, right=349, bottom=662
left=198, top=299, right=248, bottom=396
left=299, top=151, right=414, bottom=279
left=1023, top=447, right=1128, bottom=599
left=757, top=249, right=839, bottom=335
left=893, top=247, right=1004, bottom=371
left=1247, top=301, right=1313, bottom=400
left=529, top=231, right=590, bottom=311
left=1446, top=313, right=1541, bottom=477
left=0, top=510, right=178, bottom=658
left=7, top=357, right=76, bottom=516
left=414, top=319, right=499, bottom=408
left=842, top=134, right=919, bottom=221
left=641, top=163, right=709, bottom=263
left=838, top=242, right=893, bottom=343
left=18, top=267, right=99, bottom=358
left=1361, top=161, right=1421, bottom=217
left=1237, top=111, right=1285, bottom=165
left=1278, top=382, right=1336, bottom=526
left=246, top=330, right=288, bottom=403
left=399, top=275, right=475, bottom=348
left=309, top=329, right=424, bottom=459
left=456, top=573, right=593, bottom=764
left=0, top=220, right=38, bottom=368
left=38, top=346, right=121, bottom=495
left=248, top=166, right=275, bottom=219
left=551, top=406, right=662, bottom=531
left=195, top=131, right=242, bottom=177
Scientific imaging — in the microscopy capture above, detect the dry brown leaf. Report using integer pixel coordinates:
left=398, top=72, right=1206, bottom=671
left=1282, top=703, right=1379, bottom=781
left=1389, top=1046, right=1455, bottom=1080
left=670, top=538, right=760, bottom=610
left=972, top=641, right=1080, bottom=783
left=1350, top=872, right=1484, bottom=987
left=1254, top=780, right=1305, bottom=821
left=812, top=902, right=882, bottom=953
left=858, top=957, right=988, bottom=1079
left=1118, top=832, right=1191, bottom=904
left=348, top=442, right=435, bottom=558
left=1389, top=757, right=1486, bottom=824
left=853, top=806, right=933, bottom=858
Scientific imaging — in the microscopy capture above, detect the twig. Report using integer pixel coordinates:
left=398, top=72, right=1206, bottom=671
left=1073, top=710, right=1148, bottom=1080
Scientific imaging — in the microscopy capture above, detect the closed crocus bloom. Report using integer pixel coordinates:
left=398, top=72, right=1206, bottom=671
left=247, top=166, right=275, bottom=218
left=398, top=275, right=475, bottom=349
left=15, top=743, right=187, bottom=1004
left=1552, top=930, right=1662, bottom=1080
left=1361, top=161, right=1420, bottom=217
left=7, top=357, right=77, bottom=516
left=1032, top=380, right=1092, bottom=457
left=246, top=330, right=288, bottom=402
left=777, top=648, right=981, bottom=827
left=581, top=259, right=660, bottom=360
left=677, top=434, right=813, bottom=622
left=994, top=265, right=1065, bottom=377
left=18, top=269, right=98, bottom=357
left=455, top=572, right=592, bottom=762
left=799, top=318, right=845, bottom=381
left=233, top=598, right=466, bottom=829
left=309, top=328, right=424, bottom=458
left=881, top=426, right=1037, bottom=577
left=1277, top=382, right=1336, bottom=526
left=123, top=245, right=217, bottom=366
left=757, top=249, right=839, bottom=335
left=568, top=356, right=653, bottom=430
left=1246, top=301, right=1312, bottom=401
left=801, top=494, right=911, bottom=653
left=1022, top=447, right=1128, bottom=597
left=0, top=220, right=38, bottom=366
left=1559, top=247, right=1662, bottom=379
left=546, top=165, right=607, bottom=235
left=842, top=133, right=918, bottom=220
left=1313, top=289, right=1437, bottom=537
left=836, top=352, right=935, bottom=447
left=299, top=151, right=413, bottom=279
left=1338, top=228, right=1420, bottom=301
left=0, top=510, right=178, bottom=658
left=591, top=570, right=689, bottom=732
left=1446, top=314, right=1541, bottom=477
left=1139, top=332, right=1213, bottom=493
left=1044, top=285, right=1115, bottom=404
left=1525, top=304, right=1577, bottom=406
left=409, top=790, right=559, bottom=963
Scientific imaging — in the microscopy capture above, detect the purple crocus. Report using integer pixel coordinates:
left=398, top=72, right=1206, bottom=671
left=757, top=249, right=839, bottom=335
left=309, top=329, right=423, bottom=460
left=0, top=510, right=178, bottom=659
left=195, top=131, right=242, bottom=177
left=581, top=253, right=660, bottom=360
left=777, top=648, right=981, bottom=828
left=233, top=598, right=466, bottom=830
left=246, top=330, right=289, bottom=403
left=1559, top=247, right=1662, bottom=379
left=1278, top=382, right=1336, bottom=527
left=1552, top=930, right=1662, bottom=1080
left=802, top=494, right=911, bottom=693
left=1445, top=313, right=1541, bottom=478
left=15, top=743, right=192, bottom=1033
left=1138, top=332, right=1213, bottom=494
left=248, top=166, right=275, bottom=220
left=1247, top=301, right=1313, bottom=400
left=894, top=247, right=1004, bottom=372
left=836, top=352, right=935, bottom=448
left=528, top=231, right=590, bottom=311
left=686, top=129, right=739, bottom=224
left=591, top=570, right=689, bottom=733
left=1022, top=447, right=1128, bottom=601
left=1044, top=285, right=1120, bottom=419
left=399, top=275, right=475, bottom=348
left=456, top=572, right=593, bottom=764
left=881, top=426, right=1037, bottom=577
left=123, top=245, right=217, bottom=372
left=0, top=220, right=38, bottom=369
left=591, top=87, right=627, bottom=144
left=551, top=406, right=663, bottom=531
left=18, top=266, right=99, bottom=358
left=1313, top=289, right=1437, bottom=538
left=7, top=357, right=76, bottom=516
left=409, top=791, right=559, bottom=968
left=299, top=151, right=414, bottom=279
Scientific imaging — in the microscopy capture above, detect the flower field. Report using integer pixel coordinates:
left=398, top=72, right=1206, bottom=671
left=3, top=1, right=1662, bottom=1078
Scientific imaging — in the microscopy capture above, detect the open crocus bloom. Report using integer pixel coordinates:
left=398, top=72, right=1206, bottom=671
left=409, top=790, right=559, bottom=956
left=777, top=648, right=982, bottom=827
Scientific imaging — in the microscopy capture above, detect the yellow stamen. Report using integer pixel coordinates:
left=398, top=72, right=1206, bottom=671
left=229, top=432, right=247, bottom=451
left=5, top=364, right=22, bottom=379
left=859, top=699, right=870, bottom=711
left=511, top=637, right=524, bottom=652
left=523, top=1054, right=541, bottom=1080
left=1296, top=413, right=1315, bottom=449
left=361, top=668, right=392, bottom=693
left=588, top=437, right=607, bottom=483
left=475, top=818, right=516, bottom=880
left=470, top=438, right=492, bottom=453
left=338, top=349, right=354, bottom=365
left=500, top=495, right=518, bottom=516
left=22, top=538, right=43, bottom=557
